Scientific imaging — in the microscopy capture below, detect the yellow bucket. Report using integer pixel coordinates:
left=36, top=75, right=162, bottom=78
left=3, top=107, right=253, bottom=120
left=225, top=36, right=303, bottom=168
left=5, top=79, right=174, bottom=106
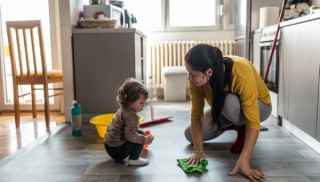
left=90, top=113, right=114, bottom=139
left=90, top=113, right=144, bottom=139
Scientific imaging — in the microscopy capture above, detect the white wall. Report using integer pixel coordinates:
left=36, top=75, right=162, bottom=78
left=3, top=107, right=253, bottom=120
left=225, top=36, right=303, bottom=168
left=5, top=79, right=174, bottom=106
left=56, top=0, right=89, bottom=121
left=56, top=0, right=73, bottom=121
left=59, top=0, right=89, bottom=121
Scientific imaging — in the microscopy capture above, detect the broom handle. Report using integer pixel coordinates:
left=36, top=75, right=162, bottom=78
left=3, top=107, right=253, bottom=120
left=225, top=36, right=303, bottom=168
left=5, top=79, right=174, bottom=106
left=264, top=0, right=288, bottom=81
left=150, top=102, right=154, bottom=120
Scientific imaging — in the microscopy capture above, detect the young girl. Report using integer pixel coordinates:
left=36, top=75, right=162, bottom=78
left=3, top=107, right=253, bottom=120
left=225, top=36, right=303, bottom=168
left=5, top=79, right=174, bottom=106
left=104, top=78, right=153, bottom=166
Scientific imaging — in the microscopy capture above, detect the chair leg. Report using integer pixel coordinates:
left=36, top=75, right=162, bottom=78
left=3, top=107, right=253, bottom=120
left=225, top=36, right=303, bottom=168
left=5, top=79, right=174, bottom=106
left=43, top=83, right=50, bottom=131
left=31, top=84, right=37, bottom=118
left=13, top=84, right=20, bottom=128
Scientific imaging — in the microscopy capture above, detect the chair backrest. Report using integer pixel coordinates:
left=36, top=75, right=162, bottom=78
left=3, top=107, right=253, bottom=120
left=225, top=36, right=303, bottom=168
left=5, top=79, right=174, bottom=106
left=6, top=20, right=47, bottom=78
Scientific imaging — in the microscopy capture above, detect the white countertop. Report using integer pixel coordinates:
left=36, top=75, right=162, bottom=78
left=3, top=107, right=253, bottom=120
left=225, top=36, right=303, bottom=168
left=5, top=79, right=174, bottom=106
left=253, top=12, right=320, bottom=33
left=280, top=12, right=320, bottom=27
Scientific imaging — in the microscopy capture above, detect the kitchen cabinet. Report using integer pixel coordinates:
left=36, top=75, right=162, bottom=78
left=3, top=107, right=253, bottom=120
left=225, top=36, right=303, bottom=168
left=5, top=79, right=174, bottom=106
left=134, top=34, right=145, bottom=82
left=72, top=28, right=146, bottom=121
left=279, top=19, right=320, bottom=138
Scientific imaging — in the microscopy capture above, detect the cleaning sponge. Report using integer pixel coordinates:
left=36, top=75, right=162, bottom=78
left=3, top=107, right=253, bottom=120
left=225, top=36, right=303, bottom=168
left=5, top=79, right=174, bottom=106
left=177, top=158, right=208, bottom=174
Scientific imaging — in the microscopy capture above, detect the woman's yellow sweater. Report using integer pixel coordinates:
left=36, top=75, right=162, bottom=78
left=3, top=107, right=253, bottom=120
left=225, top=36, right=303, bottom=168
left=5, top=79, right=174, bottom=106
left=189, top=56, right=271, bottom=129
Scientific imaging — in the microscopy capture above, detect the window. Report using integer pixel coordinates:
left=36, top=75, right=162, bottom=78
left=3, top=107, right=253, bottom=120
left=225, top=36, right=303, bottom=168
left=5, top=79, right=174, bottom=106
left=124, top=0, right=163, bottom=32
left=168, top=0, right=217, bottom=28
left=124, top=0, right=221, bottom=32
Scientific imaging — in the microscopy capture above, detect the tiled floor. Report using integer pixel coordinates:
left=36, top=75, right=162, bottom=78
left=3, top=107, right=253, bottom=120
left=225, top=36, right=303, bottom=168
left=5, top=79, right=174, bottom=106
left=0, top=103, right=320, bottom=182
left=0, top=112, right=65, bottom=160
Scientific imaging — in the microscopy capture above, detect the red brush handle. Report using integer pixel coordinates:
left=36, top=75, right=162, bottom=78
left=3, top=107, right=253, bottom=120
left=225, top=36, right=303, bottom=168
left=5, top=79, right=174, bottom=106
left=139, top=117, right=172, bottom=128
left=264, top=0, right=287, bottom=81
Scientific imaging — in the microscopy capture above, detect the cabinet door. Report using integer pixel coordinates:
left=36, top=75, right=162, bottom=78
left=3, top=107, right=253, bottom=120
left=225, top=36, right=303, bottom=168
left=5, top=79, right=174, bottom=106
left=73, top=33, right=132, bottom=115
left=134, top=34, right=143, bottom=83
left=282, top=21, right=320, bottom=137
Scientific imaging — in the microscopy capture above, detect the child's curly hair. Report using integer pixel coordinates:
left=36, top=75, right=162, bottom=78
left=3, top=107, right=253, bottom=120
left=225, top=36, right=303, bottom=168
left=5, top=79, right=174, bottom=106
left=117, top=78, right=148, bottom=108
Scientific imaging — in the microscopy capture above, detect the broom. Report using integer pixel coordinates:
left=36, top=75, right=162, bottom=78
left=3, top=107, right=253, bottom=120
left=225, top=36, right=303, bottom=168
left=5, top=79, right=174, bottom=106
left=263, top=0, right=287, bottom=81
left=262, top=0, right=288, bottom=129
left=139, top=79, right=173, bottom=128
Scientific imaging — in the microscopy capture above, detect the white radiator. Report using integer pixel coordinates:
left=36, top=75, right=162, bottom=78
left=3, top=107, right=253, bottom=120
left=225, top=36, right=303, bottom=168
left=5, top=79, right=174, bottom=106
left=147, top=40, right=235, bottom=88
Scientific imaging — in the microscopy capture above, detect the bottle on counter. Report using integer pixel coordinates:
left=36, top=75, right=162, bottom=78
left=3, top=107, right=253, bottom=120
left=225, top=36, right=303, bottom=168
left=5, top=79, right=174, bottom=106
left=71, top=100, right=82, bottom=137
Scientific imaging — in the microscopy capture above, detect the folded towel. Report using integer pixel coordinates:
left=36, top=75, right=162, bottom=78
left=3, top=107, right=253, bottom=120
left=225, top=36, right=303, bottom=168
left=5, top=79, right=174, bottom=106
left=177, top=158, right=208, bottom=174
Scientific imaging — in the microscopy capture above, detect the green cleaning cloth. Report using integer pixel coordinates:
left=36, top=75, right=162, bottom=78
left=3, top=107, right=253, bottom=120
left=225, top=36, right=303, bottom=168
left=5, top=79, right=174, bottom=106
left=177, top=158, right=208, bottom=174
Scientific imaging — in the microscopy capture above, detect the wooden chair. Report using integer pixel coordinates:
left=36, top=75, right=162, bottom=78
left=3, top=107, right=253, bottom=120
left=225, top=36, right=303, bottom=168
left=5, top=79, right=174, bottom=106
left=6, top=20, right=63, bottom=131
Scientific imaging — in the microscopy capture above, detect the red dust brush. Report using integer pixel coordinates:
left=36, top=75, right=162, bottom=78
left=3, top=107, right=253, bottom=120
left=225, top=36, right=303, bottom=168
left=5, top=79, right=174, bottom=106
left=139, top=117, right=173, bottom=128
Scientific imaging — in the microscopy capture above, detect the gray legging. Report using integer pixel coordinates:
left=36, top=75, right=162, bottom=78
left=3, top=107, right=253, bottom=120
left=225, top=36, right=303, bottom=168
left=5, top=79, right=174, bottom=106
left=184, top=94, right=272, bottom=143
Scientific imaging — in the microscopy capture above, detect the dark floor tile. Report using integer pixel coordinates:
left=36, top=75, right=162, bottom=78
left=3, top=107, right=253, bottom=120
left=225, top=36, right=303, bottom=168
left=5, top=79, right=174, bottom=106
left=288, top=161, right=320, bottom=176
left=266, top=176, right=311, bottom=182
left=82, top=175, right=119, bottom=182
left=1, top=102, right=320, bottom=182
left=307, top=176, right=320, bottom=182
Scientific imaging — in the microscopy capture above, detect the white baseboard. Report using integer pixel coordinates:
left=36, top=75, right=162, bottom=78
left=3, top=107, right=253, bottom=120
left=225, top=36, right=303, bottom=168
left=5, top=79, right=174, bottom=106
left=282, top=119, right=320, bottom=154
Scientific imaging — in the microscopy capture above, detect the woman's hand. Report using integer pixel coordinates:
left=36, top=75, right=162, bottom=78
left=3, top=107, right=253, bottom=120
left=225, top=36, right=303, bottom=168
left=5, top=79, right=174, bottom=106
left=228, top=127, right=264, bottom=181
left=229, top=156, right=265, bottom=182
left=187, top=152, right=204, bottom=165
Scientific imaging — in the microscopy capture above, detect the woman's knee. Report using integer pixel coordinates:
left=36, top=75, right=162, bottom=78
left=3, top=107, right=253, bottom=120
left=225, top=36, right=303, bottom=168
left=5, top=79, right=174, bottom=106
left=259, top=101, right=272, bottom=122
left=184, top=124, right=222, bottom=143
left=222, top=94, right=241, bottom=124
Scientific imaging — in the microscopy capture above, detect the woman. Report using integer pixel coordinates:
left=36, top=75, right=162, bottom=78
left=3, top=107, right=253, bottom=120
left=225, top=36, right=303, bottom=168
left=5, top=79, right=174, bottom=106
left=184, top=44, right=271, bottom=181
